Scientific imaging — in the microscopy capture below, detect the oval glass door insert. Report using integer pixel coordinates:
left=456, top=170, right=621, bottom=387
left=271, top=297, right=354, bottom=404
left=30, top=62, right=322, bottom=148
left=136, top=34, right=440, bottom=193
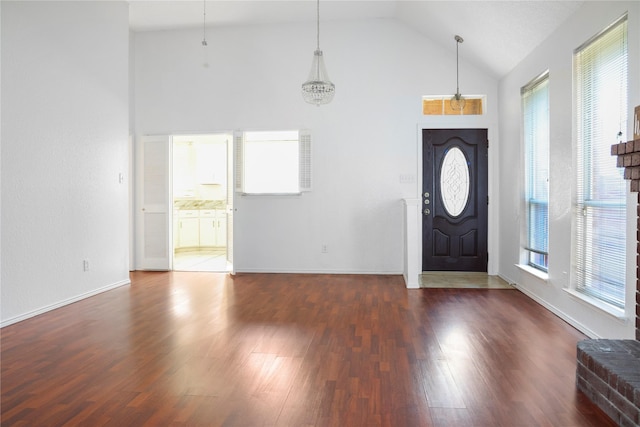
left=440, top=147, right=470, bottom=217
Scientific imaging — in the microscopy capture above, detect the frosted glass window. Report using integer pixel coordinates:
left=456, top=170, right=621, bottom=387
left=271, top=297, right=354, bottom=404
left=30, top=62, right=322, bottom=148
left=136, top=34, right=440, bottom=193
left=236, top=130, right=312, bottom=194
left=244, top=131, right=299, bottom=194
left=440, top=147, right=470, bottom=217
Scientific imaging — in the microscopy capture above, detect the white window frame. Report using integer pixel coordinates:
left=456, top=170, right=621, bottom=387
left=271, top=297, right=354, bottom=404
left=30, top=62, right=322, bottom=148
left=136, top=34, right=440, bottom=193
left=234, top=130, right=311, bottom=195
left=522, top=71, right=550, bottom=273
left=572, top=14, right=628, bottom=309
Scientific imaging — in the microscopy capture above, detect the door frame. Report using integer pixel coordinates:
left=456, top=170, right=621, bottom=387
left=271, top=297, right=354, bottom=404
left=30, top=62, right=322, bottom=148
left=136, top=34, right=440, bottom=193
left=414, top=116, right=497, bottom=277
left=421, top=128, right=488, bottom=272
left=133, top=131, right=235, bottom=273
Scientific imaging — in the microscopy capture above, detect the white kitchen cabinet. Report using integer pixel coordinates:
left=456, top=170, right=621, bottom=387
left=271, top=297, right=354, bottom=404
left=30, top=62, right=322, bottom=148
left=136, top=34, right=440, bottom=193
left=173, top=210, right=179, bottom=249
left=215, top=210, right=227, bottom=247
left=173, top=142, right=196, bottom=198
left=195, top=142, right=227, bottom=187
left=177, top=210, right=199, bottom=248
left=198, top=209, right=226, bottom=248
left=199, top=210, right=217, bottom=247
left=176, top=209, right=226, bottom=249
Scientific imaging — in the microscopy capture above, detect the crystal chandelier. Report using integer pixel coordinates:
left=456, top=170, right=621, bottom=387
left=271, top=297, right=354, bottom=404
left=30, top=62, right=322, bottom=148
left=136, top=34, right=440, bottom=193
left=450, top=35, right=466, bottom=111
left=302, top=0, right=335, bottom=105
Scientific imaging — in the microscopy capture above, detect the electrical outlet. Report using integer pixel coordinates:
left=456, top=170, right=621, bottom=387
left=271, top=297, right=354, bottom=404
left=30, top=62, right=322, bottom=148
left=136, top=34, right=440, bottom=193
left=321, top=244, right=328, bottom=253
left=83, top=260, right=89, bottom=272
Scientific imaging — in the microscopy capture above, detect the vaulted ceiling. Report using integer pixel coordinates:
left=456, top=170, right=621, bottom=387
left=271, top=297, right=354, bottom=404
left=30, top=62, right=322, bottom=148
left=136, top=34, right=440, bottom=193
left=128, top=0, right=585, bottom=79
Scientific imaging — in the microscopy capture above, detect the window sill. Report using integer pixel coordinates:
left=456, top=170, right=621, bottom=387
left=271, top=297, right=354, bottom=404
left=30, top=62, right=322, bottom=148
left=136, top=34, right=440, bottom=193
left=515, top=264, right=549, bottom=282
left=562, top=288, right=627, bottom=321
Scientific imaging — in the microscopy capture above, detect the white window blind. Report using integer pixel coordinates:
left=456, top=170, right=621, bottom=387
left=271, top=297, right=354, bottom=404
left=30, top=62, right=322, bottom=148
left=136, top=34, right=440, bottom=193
left=522, top=71, right=550, bottom=271
left=235, top=130, right=311, bottom=195
left=574, top=15, right=627, bottom=307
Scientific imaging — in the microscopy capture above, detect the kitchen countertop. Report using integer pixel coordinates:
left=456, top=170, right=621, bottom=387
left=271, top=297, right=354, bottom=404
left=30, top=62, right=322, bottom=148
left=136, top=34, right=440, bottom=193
left=174, top=200, right=226, bottom=210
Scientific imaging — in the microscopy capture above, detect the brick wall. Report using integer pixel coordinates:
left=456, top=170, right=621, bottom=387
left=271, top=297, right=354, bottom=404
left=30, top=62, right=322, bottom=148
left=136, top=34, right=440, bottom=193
left=576, top=340, right=640, bottom=426
left=580, top=110, right=640, bottom=426
left=611, top=136, right=640, bottom=340
left=612, top=139, right=640, bottom=190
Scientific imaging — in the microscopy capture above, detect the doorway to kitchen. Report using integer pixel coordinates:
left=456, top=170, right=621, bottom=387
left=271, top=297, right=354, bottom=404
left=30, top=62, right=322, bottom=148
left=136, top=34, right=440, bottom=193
left=172, top=134, right=230, bottom=272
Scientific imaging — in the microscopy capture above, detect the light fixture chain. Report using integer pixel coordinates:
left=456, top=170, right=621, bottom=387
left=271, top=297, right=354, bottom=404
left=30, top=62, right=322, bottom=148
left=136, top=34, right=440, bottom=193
left=456, top=39, right=459, bottom=93
left=316, top=0, right=320, bottom=50
left=450, top=35, right=465, bottom=111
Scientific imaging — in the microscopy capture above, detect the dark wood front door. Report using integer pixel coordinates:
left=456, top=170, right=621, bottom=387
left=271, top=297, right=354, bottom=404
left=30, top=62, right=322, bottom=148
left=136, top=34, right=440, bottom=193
left=422, top=129, right=488, bottom=272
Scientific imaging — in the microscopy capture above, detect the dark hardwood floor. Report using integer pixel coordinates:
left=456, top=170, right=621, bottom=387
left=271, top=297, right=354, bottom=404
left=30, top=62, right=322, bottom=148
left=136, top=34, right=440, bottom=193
left=1, top=272, right=614, bottom=426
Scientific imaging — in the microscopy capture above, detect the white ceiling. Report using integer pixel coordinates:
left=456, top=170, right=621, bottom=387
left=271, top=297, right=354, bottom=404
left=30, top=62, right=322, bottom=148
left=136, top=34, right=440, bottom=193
left=128, top=0, right=585, bottom=78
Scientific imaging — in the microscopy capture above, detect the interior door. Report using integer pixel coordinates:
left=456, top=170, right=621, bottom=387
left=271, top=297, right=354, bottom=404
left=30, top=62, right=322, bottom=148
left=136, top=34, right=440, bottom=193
left=422, top=129, right=488, bottom=271
left=136, top=135, right=172, bottom=270
left=226, top=134, right=237, bottom=274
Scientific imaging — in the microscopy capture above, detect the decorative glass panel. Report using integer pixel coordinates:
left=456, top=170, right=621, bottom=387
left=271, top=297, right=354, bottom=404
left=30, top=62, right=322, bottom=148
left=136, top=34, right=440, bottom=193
left=422, top=97, right=485, bottom=115
left=440, top=147, right=470, bottom=217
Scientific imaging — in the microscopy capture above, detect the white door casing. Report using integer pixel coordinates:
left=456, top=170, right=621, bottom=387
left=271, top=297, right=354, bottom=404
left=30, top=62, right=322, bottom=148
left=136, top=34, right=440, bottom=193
left=226, top=134, right=237, bottom=274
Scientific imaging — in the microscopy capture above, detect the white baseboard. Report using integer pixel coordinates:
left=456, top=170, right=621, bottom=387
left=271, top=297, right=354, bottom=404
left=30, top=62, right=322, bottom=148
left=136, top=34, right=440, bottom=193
left=1, top=279, right=131, bottom=328
left=234, top=268, right=404, bottom=277
left=508, top=280, right=600, bottom=339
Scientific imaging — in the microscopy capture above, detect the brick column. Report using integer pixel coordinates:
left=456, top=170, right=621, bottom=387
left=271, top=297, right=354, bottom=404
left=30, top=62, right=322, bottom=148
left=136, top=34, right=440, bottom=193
left=611, top=110, right=640, bottom=339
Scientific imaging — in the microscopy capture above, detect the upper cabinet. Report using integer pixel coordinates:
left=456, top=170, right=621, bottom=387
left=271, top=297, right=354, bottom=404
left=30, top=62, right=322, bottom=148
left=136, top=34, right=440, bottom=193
left=195, top=142, right=227, bottom=187
left=173, top=139, right=227, bottom=199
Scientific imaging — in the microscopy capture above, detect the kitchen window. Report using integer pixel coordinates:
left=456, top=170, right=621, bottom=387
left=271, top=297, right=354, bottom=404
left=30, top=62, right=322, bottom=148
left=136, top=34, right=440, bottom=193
left=235, top=130, right=311, bottom=195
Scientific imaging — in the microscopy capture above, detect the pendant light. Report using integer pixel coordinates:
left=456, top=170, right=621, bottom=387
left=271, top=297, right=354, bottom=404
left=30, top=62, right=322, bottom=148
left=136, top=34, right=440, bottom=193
left=450, top=35, right=466, bottom=111
left=301, top=0, right=335, bottom=106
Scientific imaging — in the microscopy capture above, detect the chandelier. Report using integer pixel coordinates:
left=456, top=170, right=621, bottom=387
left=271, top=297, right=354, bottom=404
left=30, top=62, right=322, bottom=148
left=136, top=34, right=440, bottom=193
left=301, top=0, right=335, bottom=105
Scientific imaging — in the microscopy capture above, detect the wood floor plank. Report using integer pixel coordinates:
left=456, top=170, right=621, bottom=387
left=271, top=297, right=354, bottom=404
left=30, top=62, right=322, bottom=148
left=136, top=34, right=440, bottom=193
left=1, top=272, right=617, bottom=426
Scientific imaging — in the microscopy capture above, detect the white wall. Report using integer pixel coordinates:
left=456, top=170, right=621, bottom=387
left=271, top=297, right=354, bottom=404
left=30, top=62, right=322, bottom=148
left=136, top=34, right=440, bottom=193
left=498, top=1, right=639, bottom=338
left=1, top=2, right=130, bottom=326
left=134, top=18, right=499, bottom=274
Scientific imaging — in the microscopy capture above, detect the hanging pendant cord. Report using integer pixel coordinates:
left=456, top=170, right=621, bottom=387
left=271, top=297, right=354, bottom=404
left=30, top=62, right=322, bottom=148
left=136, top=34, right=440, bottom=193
left=202, top=0, right=208, bottom=46
left=314, top=0, right=321, bottom=79
left=456, top=41, right=460, bottom=95
left=316, top=0, right=320, bottom=50
left=618, top=24, right=627, bottom=141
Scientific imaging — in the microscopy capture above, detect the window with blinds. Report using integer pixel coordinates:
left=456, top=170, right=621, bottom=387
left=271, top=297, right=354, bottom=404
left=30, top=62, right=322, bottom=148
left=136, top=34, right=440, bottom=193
left=574, top=14, right=628, bottom=308
left=522, top=71, right=550, bottom=271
